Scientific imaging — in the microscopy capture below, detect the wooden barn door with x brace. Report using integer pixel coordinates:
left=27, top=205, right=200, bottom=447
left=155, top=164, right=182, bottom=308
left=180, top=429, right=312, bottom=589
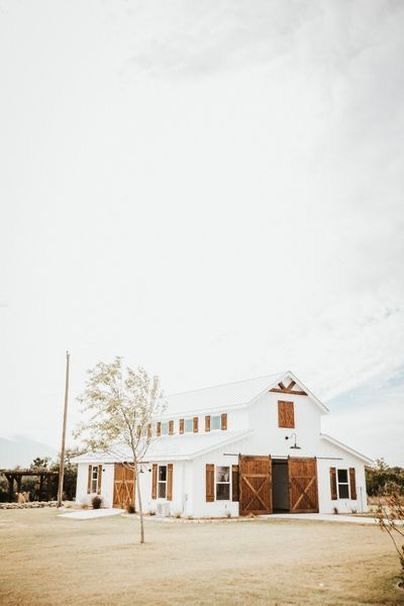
left=239, top=455, right=272, bottom=515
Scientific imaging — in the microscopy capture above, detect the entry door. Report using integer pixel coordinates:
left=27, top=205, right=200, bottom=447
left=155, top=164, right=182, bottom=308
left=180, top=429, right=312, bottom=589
left=239, top=455, right=272, bottom=515
left=113, top=463, right=135, bottom=509
left=288, top=457, right=318, bottom=513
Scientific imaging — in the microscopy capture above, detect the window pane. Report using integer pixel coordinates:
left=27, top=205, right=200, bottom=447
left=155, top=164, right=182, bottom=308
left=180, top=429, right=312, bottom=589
left=337, top=469, right=348, bottom=483
left=158, top=466, right=167, bottom=481
left=185, top=418, right=193, bottom=432
left=92, top=467, right=98, bottom=479
left=211, top=416, right=221, bottom=430
left=338, top=484, right=349, bottom=499
left=161, top=422, right=168, bottom=435
left=216, top=484, right=230, bottom=500
left=216, top=466, right=230, bottom=482
left=158, top=482, right=166, bottom=498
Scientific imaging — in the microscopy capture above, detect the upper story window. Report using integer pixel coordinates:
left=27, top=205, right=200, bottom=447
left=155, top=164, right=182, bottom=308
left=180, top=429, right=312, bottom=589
left=161, top=422, right=169, bottom=436
left=211, top=415, right=221, bottom=430
left=184, top=418, right=193, bottom=433
left=278, top=401, right=295, bottom=428
left=205, top=413, right=227, bottom=432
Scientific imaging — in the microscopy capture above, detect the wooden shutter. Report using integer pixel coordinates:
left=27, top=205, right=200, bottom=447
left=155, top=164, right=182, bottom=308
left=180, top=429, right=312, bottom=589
left=167, top=464, right=173, bottom=501
left=349, top=468, right=357, bottom=500
left=193, top=417, right=199, bottom=433
left=87, top=465, right=92, bottom=494
left=169, top=420, right=174, bottom=435
left=147, top=423, right=152, bottom=439
left=206, top=464, right=215, bottom=502
left=179, top=419, right=184, bottom=434
left=97, top=465, right=102, bottom=495
left=221, top=413, right=227, bottom=430
left=232, top=464, right=239, bottom=502
left=151, top=464, right=157, bottom=499
left=205, top=415, right=211, bottom=432
left=156, top=422, right=161, bottom=437
left=278, top=401, right=295, bottom=428
left=330, top=467, right=337, bottom=500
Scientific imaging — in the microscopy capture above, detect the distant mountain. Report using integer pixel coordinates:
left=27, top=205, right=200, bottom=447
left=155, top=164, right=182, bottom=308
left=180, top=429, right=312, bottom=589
left=0, top=435, right=57, bottom=469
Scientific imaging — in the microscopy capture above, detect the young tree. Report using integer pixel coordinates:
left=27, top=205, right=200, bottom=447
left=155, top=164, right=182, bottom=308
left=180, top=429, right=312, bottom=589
left=74, top=357, right=165, bottom=544
left=375, top=482, right=404, bottom=588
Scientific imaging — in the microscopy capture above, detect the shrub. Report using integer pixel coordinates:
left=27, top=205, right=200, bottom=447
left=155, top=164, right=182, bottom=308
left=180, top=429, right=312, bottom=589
left=91, top=496, right=102, bottom=509
left=126, top=503, right=135, bottom=514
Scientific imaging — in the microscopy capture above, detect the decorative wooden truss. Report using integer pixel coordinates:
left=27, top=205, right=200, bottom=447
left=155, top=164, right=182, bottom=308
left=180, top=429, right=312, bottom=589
left=269, top=378, right=307, bottom=396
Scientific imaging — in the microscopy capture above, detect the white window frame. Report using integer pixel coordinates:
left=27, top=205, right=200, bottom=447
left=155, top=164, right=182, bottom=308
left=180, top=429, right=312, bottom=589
left=90, top=465, right=99, bottom=493
left=161, top=422, right=169, bottom=436
left=211, top=415, right=221, bottom=431
left=215, top=465, right=231, bottom=501
left=184, top=418, right=193, bottom=433
left=158, top=464, right=167, bottom=499
left=337, top=468, right=350, bottom=499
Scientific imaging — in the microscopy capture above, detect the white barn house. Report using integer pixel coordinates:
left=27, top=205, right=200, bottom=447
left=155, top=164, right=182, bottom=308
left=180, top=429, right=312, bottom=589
left=73, top=371, right=372, bottom=517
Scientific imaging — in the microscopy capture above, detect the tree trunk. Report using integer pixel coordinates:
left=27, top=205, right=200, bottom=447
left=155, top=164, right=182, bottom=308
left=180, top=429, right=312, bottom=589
left=135, top=461, right=145, bottom=544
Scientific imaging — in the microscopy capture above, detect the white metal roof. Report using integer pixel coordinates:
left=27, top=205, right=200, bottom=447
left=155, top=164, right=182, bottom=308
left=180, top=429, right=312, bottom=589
left=320, top=434, right=374, bottom=465
left=159, top=370, right=328, bottom=417
left=71, top=430, right=251, bottom=464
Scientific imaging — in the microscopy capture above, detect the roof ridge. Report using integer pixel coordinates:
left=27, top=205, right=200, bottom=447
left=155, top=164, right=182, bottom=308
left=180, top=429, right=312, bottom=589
left=166, top=371, right=287, bottom=398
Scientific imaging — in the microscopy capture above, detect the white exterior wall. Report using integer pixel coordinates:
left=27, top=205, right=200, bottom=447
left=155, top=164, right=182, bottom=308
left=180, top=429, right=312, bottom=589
left=140, top=460, right=187, bottom=516
left=188, top=437, right=249, bottom=518
left=317, top=442, right=368, bottom=514
left=246, top=391, right=322, bottom=456
left=74, top=381, right=369, bottom=517
left=75, top=462, right=115, bottom=508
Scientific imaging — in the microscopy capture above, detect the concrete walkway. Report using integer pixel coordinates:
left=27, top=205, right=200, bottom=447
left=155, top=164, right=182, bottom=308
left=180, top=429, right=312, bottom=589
left=264, top=513, right=379, bottom=524
left=58, top=508, right=122, bottom=520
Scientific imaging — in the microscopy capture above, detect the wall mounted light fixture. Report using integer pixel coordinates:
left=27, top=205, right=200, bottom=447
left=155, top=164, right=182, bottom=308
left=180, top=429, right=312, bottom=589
left=285, top=433, right=301, bottom=449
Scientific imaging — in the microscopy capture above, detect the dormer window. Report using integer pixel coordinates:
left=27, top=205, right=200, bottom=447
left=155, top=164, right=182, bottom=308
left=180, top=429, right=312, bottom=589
left=211, top=415, right=221, bottom=431
left=184, top=418, right=193, bottom=433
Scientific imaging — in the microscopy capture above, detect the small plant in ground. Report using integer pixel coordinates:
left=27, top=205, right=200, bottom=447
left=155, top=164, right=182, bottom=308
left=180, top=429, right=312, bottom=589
left=375, top=482, right=404, bottom=589
left=333, top=507, right=339, bottom=515
left=174, top=512, right=181, bottom=519
left=351, top=507, right=357, bottom=514
left=149, top=510, right=156, bottom=516
left=126, top=503, right=135, bottom=514
left=91, top=495, right=102, bottom=509
left=80, top=503, right=89, bottom=510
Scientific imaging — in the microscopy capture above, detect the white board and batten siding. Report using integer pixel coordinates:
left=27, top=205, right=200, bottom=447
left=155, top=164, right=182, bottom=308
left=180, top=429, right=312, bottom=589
left=73, top=371, right=372, bottom=517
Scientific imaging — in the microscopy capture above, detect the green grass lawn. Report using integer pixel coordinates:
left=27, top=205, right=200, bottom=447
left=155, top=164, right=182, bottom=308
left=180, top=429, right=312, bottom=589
left=0, top=508, right=402, bottom=605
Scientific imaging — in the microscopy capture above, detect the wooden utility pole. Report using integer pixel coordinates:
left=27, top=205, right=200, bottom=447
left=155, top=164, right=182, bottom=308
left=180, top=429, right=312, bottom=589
left=57, top=351, right=70, bottom=507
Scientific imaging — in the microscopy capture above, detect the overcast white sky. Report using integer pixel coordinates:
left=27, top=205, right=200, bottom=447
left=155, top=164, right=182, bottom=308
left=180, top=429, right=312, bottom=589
left=1, top=0, right=403, bottom=464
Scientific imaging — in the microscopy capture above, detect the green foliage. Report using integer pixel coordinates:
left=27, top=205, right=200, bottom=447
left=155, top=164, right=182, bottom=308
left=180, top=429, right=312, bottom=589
left=74, top=357, right=165, bottom=462
left=0, top=449, right=82, bottom=502
left=30, top=457, right=50, bottom=469
left=366, top=459, right=404, bottom=496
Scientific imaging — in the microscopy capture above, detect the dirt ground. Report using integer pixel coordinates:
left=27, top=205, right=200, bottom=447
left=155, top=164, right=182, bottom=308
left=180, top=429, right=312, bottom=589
left=0, top=509, right=402, bottom=606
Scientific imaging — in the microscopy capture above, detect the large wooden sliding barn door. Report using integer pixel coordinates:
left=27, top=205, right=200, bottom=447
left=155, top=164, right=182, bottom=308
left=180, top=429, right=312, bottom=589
left=113, top=463, right=135, bottom=509
left=239, top=455, right=272, bottom=515
left=288, top=457, right=318, bottom=513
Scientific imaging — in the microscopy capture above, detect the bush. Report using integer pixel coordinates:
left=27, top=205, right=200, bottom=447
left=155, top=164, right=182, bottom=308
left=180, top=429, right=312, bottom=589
left=126, top=503, right=135, bottom=514
left=91, top=496, right=102, bottom=509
